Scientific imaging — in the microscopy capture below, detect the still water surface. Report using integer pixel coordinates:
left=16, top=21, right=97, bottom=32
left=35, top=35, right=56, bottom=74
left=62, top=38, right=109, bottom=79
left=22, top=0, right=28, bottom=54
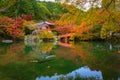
left=0, top=41, right=120, bottom=80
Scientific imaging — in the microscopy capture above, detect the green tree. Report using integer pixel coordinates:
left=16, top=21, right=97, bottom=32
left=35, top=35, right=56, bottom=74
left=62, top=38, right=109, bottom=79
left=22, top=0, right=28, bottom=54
left=40, top=2, right=68, bottom=20
left=0, top=0, right=51, bottom=20
left=0, top=0, right=16, bottom=12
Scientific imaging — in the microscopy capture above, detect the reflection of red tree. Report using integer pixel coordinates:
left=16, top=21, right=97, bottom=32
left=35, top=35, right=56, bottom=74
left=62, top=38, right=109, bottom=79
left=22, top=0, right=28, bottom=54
left=54, top=47, right=78, bottom=61
left=71, top=44, right=90, bottom=62
left=0, top=43, right=30, bottom=65
left=58, top=42, right=72, bottom=48
left=8, top=43, right=24, bottom=54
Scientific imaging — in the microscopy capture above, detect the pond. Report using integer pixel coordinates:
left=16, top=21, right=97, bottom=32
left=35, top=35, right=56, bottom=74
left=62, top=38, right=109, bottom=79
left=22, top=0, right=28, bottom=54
left=0, top=41, right=120, bottom=80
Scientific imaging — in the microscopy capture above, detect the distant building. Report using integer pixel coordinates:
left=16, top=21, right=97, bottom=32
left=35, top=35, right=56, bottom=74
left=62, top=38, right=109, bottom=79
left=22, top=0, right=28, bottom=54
left=29, top=21, right=54, bottom=35
left=39, top=21, right=55, bottom=31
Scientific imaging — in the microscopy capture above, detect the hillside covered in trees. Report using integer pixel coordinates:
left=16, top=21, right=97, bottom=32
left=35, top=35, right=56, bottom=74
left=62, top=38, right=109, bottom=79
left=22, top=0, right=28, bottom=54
left=0, top=0, right=120, bottom=41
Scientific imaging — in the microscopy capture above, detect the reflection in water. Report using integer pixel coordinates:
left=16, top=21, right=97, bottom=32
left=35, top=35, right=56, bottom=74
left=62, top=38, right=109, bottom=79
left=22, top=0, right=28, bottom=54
left=25, top=41, right=56, bottom=62
left=109, top=44, right=113, bottom=50
left=118, top=78, right=120, bottom=80
left=36, top=66, right=103, bottom=80
left=0, top=41, right=120, bottom=80
left=58, top=42, right=72, bottom=48
left=25, top=40, right=55, bottom=53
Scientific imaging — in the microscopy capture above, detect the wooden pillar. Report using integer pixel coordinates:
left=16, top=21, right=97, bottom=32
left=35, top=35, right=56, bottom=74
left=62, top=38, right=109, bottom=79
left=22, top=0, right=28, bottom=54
left=58, top=36, right=60, bottom=41
left=65, top=36, right=69, bottom=43
left=64, top=37, right=67, bottom=43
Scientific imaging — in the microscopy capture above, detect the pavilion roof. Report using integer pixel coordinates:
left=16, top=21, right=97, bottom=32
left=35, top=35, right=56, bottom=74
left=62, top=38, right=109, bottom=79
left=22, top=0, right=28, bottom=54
left=28, top=21, right=54, bottom=28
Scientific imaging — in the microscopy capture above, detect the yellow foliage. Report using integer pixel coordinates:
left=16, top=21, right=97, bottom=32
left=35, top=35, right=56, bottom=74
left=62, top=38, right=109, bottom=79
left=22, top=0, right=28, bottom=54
left=38, top=30, right=54, bottom=39
left=23, top=20, right=39, bottom=30
left=23, top=20, right=36, bottom=26
left=100, top=21, right=118, bottom=39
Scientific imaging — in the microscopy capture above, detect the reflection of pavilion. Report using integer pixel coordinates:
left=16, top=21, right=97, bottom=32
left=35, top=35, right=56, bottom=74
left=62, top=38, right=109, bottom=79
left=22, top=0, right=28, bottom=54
left=25, top=41, right=56, bottom=62
left=36, top=66, right=103, bottom=80
left=25, top=40, right=54, bottom=53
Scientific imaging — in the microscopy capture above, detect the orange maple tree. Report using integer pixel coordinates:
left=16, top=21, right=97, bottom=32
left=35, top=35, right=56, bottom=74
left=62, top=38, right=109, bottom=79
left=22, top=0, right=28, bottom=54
left=0, top=16, right=25, bottom=39
left=72, top=22, right=92, bottom=40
